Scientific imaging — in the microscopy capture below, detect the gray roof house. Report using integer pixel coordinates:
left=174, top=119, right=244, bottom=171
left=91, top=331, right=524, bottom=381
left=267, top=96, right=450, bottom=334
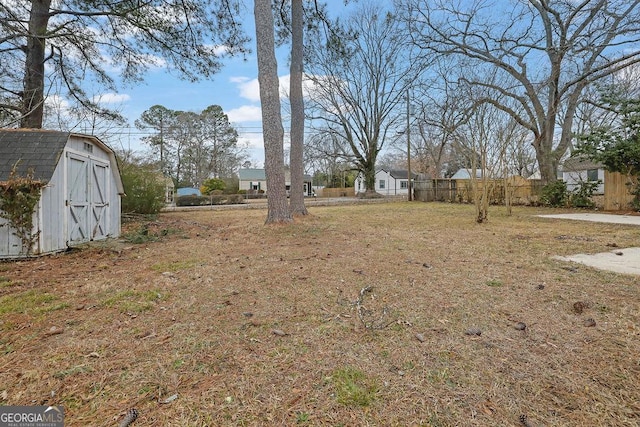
left=238, top=168, right=314, bottom=196
left=238, top=168, right=267, bottom=192
left=0, top=129, right=124, bottom=258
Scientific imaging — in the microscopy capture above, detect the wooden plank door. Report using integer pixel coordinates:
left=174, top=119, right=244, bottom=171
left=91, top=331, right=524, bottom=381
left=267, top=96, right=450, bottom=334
left=67, top=154, right=90, bottom=243
left=91, top=161, right=110, bottom=239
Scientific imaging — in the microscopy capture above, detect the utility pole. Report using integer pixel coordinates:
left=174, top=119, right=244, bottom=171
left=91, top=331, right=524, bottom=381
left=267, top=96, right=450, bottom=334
left=406, top=87, right=412, bottom=201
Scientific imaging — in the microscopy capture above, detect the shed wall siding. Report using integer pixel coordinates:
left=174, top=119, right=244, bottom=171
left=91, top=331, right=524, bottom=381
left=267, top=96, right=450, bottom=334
left=39, top=159, right=67, bottom=253
left=0, top=215, right=34, bottom=257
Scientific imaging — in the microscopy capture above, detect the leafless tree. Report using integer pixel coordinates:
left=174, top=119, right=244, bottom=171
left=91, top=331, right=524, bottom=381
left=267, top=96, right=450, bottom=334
left=399, top=0, right=640, bottom=183
left=306, top=3, right=418, bottom=197
left=409, top=60, right=471, bottom=178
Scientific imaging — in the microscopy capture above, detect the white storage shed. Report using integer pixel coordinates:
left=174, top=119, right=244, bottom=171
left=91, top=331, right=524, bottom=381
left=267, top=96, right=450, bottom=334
left=0, top=129, right=124, bottom=258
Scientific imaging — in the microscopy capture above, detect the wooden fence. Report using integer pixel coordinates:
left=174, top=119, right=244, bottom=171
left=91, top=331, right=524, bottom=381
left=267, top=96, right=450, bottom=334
left=414, top=176, right=543, bottom=206
left=318, top=187, right=355, bottom=198
left=604, top=171, right=638, bottom=211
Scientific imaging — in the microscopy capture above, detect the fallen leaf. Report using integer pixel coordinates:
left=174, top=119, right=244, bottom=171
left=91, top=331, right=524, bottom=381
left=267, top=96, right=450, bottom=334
left=159, top=394, right=178, bottom=404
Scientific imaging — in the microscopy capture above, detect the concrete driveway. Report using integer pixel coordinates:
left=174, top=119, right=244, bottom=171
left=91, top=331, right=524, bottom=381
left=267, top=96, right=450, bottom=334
left=539, top=213, right=640, bottom=276
left=539, top=213, right=640, bottom=226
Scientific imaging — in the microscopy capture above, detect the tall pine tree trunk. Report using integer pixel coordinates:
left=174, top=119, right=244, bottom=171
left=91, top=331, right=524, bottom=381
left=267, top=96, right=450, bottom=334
left=21, top=0, right=52, bottom=128
left=254, top=0, right=292, bottom=224
left=288, top=0, right=308, bottom=216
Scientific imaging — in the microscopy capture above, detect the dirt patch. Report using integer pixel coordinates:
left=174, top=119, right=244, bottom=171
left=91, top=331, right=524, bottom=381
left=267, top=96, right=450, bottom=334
left=1, top=203, right=639, bottom=426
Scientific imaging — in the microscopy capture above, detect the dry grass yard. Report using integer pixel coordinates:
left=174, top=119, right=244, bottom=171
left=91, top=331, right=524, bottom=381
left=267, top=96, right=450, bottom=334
left=1, top=202, right=639, bottom=426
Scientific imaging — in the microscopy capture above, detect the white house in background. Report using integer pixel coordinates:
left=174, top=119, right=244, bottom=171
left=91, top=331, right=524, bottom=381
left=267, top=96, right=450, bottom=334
left=0, top=129, right=123, bottom=258
left=355, top=169, right=417, bottom=196
left=238, top=168, right=314, bottom=196
left=561, top=156, right=605, bottom=194
left=238, top=168, right=267, bottom=192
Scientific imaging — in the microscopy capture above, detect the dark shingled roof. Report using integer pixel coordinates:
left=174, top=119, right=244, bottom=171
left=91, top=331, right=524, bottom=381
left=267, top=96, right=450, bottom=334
left=0, top=129, right=70, bottom=183
left=387, top=169, right=418, bottom=180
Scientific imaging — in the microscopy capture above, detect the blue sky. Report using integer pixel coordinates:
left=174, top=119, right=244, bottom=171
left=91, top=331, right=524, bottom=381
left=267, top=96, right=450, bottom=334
left=103, top=44, right=291, bottom=167
left=63, top=2, right=359, bottom=166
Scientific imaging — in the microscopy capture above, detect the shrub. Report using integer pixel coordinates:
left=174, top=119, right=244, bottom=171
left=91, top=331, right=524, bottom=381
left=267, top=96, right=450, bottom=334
left=209, top=195, right=226, bottom=205
left=120, top=164, right=166, bottom=215
left=227, top=194, right=244, bottom=204
left=540, top=180, right=568, bottom=207
left=629, top=182, right=640, bottom=211
left=176, top=195, right=206, bottom=206
left=569, top=181, right=600, bottom=208
left=201, top=178, right=226, bottom=195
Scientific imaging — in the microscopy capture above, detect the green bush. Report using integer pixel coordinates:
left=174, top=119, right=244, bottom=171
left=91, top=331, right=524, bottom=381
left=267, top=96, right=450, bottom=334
left=227, top=194, right=244, bottom=204
left=176, top=193, right=244, bottom=206
left=540, top=180, right=568, bottom=207
left=210, top=195, right=226, bottom=205
left=629, top=183, right=640, bottom=211
left=569, top=181, right=600, bottom=208
left=201, top=178, right=226, bottom=195
left=120, top=164, right=166, bottom=214
left=176, top=195, right=208, bottom=206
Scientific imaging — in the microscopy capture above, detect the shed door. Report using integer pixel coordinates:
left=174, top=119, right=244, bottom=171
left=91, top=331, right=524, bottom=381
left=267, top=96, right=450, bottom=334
left=91, top=161, right=109, bottom=240
left=67, top=154, right=90, bottom=243
left=67, top=153, right=111, bottom=244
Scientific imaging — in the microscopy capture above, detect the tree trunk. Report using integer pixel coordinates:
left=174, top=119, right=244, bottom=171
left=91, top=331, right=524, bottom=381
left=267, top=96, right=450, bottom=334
left=361, top=161, right=380, bottom=198
left=254, top=0, right=292, bottom=224
left=288, top=0, right=308, bottom=216
left=534, top=135, right=560, bottom=185
left=21, top=0, right=51, bottom=128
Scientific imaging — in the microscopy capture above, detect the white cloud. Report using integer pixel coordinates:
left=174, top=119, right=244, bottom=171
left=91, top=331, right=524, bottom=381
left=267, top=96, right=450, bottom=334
left=230, top=75, right=292, bottom=102
left=45, top=94, right=71, bottom=110
left=92, top=93, right=131, bottom=104
left=239, top=132, right=264, bottom=150
left=203, top=44, right=232, bottom=57
left=229, top=76, right=250, bottom=84
left=233, top=77, right=261, bottom=102
left=227, top=105, right=262, bottom=123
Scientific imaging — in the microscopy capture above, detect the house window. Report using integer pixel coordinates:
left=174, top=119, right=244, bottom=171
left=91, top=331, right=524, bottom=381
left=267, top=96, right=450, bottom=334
left=400, top=180, right=408, bottom=189
left=379, top=180, right=385, bottom=189
left=83, top=142, right=93, bottom=153
left=587, top=169, right=598, bottom=182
